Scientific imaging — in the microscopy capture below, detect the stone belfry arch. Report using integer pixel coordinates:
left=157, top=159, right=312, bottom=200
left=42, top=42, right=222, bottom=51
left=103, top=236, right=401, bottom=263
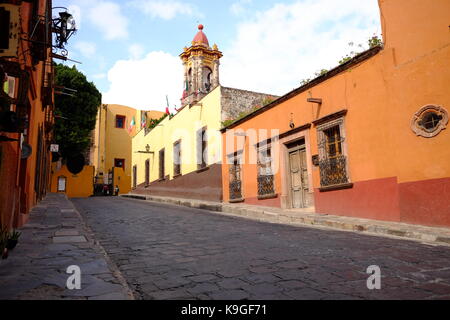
left=180, top=25, right=223, bottom=106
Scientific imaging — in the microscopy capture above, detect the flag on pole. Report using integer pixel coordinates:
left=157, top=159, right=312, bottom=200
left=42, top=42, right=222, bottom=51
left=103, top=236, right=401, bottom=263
left=141, top=112, right=146, bottom=128
left=128, top=116, right=136, bottom=134
left=165, top=95, right=170, bottom=115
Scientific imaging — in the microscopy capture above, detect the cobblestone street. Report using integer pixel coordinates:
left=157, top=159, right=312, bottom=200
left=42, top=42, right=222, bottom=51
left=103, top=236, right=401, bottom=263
left=72, top=197, right=450, bottom=300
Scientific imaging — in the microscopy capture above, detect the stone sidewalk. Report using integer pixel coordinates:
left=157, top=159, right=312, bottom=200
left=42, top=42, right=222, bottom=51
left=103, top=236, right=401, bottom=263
left=0, top=193, right=134, bottom=300
left=122, top=194, right=450, bottom=247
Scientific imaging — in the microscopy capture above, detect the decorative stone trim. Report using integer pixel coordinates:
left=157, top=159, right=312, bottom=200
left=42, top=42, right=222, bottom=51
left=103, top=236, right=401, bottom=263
left=411, top=105, right=448, bottom=138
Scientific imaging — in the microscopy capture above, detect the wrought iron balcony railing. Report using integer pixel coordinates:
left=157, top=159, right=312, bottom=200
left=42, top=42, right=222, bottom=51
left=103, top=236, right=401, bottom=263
left=257, top=174, right=275, bottom=196
left=229, top=180, right=242, bottom=200
left=319, top=155, right=349, bottom=187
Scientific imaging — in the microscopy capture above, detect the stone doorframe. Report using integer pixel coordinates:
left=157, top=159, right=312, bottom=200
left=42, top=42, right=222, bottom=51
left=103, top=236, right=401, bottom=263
left=278, top=128, right=314, bottom=209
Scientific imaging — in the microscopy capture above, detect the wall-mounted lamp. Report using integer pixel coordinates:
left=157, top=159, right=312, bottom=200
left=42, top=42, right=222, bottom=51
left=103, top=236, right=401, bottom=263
left=52, top=7, right=77, bottom=55
left=136, top=144, right=154, bottom=154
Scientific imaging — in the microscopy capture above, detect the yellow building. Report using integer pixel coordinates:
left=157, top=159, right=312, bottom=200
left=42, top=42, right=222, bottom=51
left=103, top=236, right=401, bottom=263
left=91, top=104, right=163, bottom=194
left=131, top=25, right=277, bottom=201
left=50, top=164, right=95, bottom=198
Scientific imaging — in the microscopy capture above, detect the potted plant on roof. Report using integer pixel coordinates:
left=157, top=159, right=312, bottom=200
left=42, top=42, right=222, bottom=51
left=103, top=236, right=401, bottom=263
left=6, top=230, right=21, bottom=251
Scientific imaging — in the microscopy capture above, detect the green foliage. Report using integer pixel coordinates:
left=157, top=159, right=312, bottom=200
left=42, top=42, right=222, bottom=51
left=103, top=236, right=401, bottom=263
left=339, top=35, right=383, bottom=65
left=300, top=35, right=384, bottom=85
left=0, top=226, right=8, bottom=252
left=368, top=35, right=383, bottom=49
left=54, top=64, right=102, bottom=159
left=8, top=230, right=21, bottom=241
left=147, top=113, right=168, bottom=130
left=300, top=69, right=329, bottom=86
left=262, top=97, right=274, bottom=106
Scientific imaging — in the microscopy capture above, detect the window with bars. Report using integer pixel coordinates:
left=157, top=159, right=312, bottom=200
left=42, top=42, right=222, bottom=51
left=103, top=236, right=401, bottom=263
left=324, top=126, right=342, bottom=159
left=228, top=155, right=243, bottom=201
left=197, top=127, right=207, bottom=169
left=257, top=148, right=275, bottom=196
left=173, top=140, right=181, bottom=176
left=145, top=159, right=150, bottom=186
left=159, top=149, right=165, bottom=180
left=317, top=121, right=350, bottom=188
left=133, top=165, right=137, bottom=188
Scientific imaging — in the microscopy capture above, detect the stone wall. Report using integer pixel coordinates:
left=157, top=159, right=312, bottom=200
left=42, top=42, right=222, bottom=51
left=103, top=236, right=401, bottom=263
left=221, top=87, right=278, bottom=123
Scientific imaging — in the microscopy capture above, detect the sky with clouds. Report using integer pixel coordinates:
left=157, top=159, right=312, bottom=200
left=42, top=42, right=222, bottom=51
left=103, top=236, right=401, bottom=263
left=53, top=0, right=382, bottom=112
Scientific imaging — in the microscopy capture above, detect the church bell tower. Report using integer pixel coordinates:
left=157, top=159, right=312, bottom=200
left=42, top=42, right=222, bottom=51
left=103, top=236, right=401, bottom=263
left=180, top=25, right=223, bottom=106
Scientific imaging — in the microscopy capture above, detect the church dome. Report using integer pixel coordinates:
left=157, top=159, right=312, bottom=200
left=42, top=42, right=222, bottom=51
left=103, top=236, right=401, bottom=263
left=193, top=24, right=209, bottom=47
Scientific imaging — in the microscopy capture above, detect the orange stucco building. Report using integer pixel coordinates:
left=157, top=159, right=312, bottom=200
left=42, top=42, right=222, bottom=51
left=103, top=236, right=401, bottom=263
left=1, top=0, right=56, bottom=229
left=221, top=0, right=450, bottom=228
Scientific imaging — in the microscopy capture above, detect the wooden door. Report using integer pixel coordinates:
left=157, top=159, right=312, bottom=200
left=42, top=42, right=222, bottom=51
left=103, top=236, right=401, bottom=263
left=132, top=166, right=137, bottom=188
left=145, top=160, right=150, bottom=186
left=289, top=148, right=308, bottom=208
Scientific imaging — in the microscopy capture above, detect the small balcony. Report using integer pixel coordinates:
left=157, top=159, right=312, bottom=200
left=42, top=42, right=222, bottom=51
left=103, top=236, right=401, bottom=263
left=229, top=180, right=243, bottom=202
left=319, top=155, right=352, bottom=191
left=257, top=174, right=275, bottom=198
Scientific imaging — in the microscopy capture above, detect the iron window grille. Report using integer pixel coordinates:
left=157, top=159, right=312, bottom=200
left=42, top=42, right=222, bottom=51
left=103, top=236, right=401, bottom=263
left=173, top=140, right=181, bottom=176
left=317, top=124, right=350, bottom=187
left=145, top=159, right=150, bottom=186
left=229, top=158, right=242, bottom=200
left=257, top=148, right=275, bottom=196
left=159, top=149, right=165, bottom=180
left=197, top=127, right=207, bottom=169
left=132, top=165, right=137, bottom=188
left=257, top=175, right=275, bottom=196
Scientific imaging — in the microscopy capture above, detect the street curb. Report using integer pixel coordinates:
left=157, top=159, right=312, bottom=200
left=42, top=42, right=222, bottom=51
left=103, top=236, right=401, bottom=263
left=121, top=194, right=450, bottom=247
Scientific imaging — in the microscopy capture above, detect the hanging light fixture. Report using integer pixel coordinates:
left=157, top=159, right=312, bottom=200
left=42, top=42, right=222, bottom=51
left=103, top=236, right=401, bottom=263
left=52, top=8, right=77, bottom=55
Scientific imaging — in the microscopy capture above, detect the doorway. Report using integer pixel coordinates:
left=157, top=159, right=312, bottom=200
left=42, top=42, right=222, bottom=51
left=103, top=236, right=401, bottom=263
left=132, top=165, right=137, bottom=189
left=57, top=176, right=67, bottom=192
left=287, top=140, right=309, bottom=209
left=145, top=159, right=150, bottom=187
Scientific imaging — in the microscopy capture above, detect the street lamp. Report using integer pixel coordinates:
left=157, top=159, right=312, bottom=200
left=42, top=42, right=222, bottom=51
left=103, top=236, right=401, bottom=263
left=52, top=8, right=77, bottom=54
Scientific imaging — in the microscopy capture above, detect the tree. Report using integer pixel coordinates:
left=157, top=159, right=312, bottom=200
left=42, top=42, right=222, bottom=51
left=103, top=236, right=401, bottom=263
left=54, top=64, right=101, bottom=159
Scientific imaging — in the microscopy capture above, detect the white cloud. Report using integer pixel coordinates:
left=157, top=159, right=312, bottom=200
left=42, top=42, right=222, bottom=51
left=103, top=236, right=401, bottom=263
left=130, top=0, right=197, bottom=20
left=102, top=51, right=183, bottom=111
left=230, top=0, right=252, bottom=16
left=67, top=5, right=82, bottom=30
left=221, top=0, right=381, bottom=96
left=128, top=44, right=145, bottom=59
left=88, top=1, right=128, bottom=40
left=74, top=41, right=97, bottom=58
left=92, top=73, right=107, bottom=79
